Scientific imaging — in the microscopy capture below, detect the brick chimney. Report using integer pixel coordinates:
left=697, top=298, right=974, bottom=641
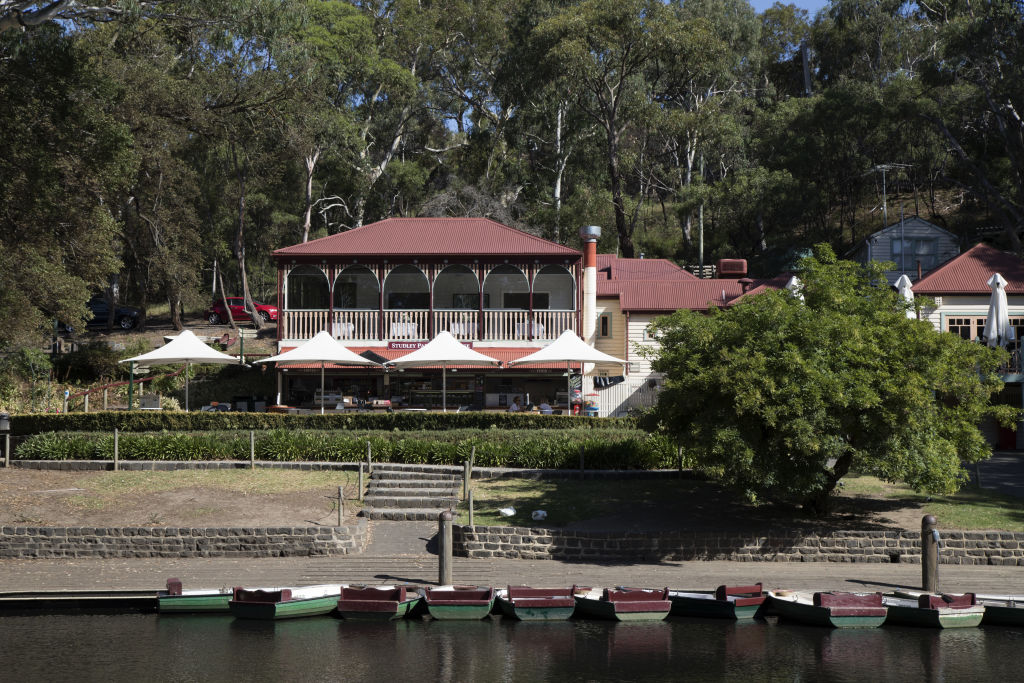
left=579, top=225, right=601, bottom=344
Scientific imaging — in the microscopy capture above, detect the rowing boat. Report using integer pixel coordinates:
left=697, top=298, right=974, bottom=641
left=157, top=578, right=233, bottom=614
left=883, top=592, right=984, bottom=629
left=228, top=584, right=345, bottom=620
left=572, top=586, right=671, bottom=622
left=422, top=586, right=495, bottom=620
left=668, top=583, right=766, bottom=620
left=769, top=591, right=887, bottom=629
left=495, top=586, right=576, bottom=621
left=976, top=593, right=1024, bottom=627
left=336, top=585, right=422, bottom=621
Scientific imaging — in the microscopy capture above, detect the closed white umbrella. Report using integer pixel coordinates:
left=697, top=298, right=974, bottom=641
left=385, top=331, right=501, bottom=411
left=894, top=274, right=916, bottom=319
left=255, top=331, right=381, bottom=414
left=120, top=330, right=239, bottom=411
left=982, top=273, right=1015, bottom=348
left=507, top=329, right=628, bottom=413
left=784, top=275, right=804, bottom=302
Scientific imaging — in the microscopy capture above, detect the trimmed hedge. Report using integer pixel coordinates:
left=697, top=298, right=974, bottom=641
left=16, top=429, right=674, bottom=469
left=10, top=411, right=636, bottom=436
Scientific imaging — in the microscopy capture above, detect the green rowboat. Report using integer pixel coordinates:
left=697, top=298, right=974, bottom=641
left=495, top=587, right=576, bottom=621
left=769, top=591, right=887, bottom=629
left=422, top=586, right=495, bottom=620
left=158, top=578, right=233, bottom=614
left=336, top=586, right=423, bottom=621
left=229, top=584, right=344, bottom=620
left=669, top=583, right=766, bottom=620
left=572, top=586, right=671, bottom=622
left=883, top=593, right=984, bottom=629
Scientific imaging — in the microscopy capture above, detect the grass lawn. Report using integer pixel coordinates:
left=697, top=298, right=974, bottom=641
left=65, top=469, right=360, bottom=512
left=461, top=473, right=1024, bottom=532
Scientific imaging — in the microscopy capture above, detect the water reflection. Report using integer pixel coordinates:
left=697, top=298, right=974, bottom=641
left=2, top=614, right=1024, bottom=682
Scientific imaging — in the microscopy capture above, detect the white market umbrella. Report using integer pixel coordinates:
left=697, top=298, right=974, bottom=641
left=255, top=331, right=380, bottom=414
left=894, top=274, right=916, bottom=319
left=507, top=329, right=628, bottom=413
left=384, top=331, right=501, bottom=412
left=120, top=330, right=238, bottom=411
left=983, top=273, right=1016, bottom=348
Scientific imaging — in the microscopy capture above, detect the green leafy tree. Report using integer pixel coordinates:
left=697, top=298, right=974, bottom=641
left=644, top=245, right=1016, bottom=515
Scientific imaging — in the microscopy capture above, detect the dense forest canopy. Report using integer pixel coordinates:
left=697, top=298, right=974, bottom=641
left=1, top=0, right=1022, bottom=346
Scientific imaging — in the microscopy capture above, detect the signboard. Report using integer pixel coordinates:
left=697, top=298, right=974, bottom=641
left=387, top=341, right=474, bottom=350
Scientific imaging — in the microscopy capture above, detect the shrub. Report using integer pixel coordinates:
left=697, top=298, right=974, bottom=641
left=15, top=429, right=675, bottom=469
left=10, top=411, right=637, bottom=435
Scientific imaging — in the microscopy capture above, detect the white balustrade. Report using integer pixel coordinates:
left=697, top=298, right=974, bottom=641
left=435, top=310, right=479, bottom=340
left=384, top=310, right=429, bottom=340
left=331, top=310, right=379, bottom=340
left=282, top=310, right=328, bottom=340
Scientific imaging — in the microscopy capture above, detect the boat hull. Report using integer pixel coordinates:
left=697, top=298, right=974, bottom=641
left=495, top=597, right=575, bottom=621
left=772, top=598, right=885, bottom=629
left=982, top=604, right=1024, bottom=627
left=230, top=596, right=339, bottom=620
left=157, top=594, right=231, bottom=613
left=885, top=605, right=984, bottom=629
left=573, top=597, right=669, bottom=622
left=336, top=598, right=421, bottom=621
left=425, top=601, right=494, bottom=621
left=669, top=595, right=761, bottom=620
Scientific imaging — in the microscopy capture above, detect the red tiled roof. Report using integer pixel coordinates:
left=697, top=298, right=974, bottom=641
left=595, top=254, right=695, bottom=281
left=912, top=243, right=1024, bottom=295
left=276, top=346, right=567, bottom=370
left=598, top=275, right=785, bottom=312
left=274, top=218, right=580, bottom=259
left=732, top=273, right=792, bottom=302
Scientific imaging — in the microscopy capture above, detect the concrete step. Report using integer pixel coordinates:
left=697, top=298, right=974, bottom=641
left=363, top=495, right=459, bottom=509
left=363, top=508, right=459, bottom=521
left=366, top=479, right=461, bottom=490
left=370, top=464, right=463, bottom=475
left=366, top=487, right=459, bottom=498
left=370, top=470, right=461, bottom=482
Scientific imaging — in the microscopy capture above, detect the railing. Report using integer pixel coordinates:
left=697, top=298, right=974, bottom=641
left=331, top=310, right=379, bottom=340
left=282, top=309, right=577, bottom=342
left=282, top=310, right=329, bottom=339
left=435, top=310, right=479, bottom=341
left=383, top=310, right=430, bottom=340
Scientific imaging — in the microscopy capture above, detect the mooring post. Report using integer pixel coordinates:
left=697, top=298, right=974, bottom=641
left=358, top=462, right=364, bottom=502
left=468, top=489, right=474, bottom=527
left=113, top=427, right=119, bottom=472
left=922, top=514, right=939, bottom=593
left=463, top=459, right=470, bottom=500
left=366, top=441, right=372, bottom=474
left=438, top=510, right=453, bottom=585
left=250, top=430, right=255, bottom=470
left=338, top=485, right=344, bottom=526
left=469, top=445, right=476, bottom=472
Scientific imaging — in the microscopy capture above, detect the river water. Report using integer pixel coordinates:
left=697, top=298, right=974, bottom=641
left=1, top=614, right=1022, bottom=682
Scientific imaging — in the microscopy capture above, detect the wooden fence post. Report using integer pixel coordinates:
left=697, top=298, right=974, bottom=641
left=250, top=430, right=255, bottom=470
left=358, top=462, right=364, bottom=502
left=113, top=427, right=119, bottom=472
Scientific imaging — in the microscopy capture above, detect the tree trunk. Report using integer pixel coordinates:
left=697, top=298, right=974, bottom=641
left=169, top=293, right=183, bottom=331
left=217, top=269, right=237, bottom=331
left=606, top=125, right=633, bottom=257
left=802, top=451, right=854, bottom=516
left=302, top=147, right=320, bottom=242
left=230, top=143, right=263, bottom=330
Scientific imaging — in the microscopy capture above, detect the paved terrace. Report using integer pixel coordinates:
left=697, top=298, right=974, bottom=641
left=2, top=522, right=1022, bottom=595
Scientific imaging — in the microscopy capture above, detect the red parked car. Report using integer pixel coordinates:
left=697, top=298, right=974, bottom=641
left=206, top=297, right=278, bottom=324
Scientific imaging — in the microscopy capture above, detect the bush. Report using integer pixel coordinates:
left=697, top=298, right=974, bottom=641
left=10, top=411, right=637, bottom=435
left=15, top=428, right=675, bottom=469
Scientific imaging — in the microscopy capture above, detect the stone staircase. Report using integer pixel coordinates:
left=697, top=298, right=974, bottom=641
left=362, top=463, right=462, bottom=521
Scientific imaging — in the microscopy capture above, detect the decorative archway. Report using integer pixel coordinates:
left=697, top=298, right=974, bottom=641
left=286, top=265, right=329, bottom=309
left=433, top=265, right=479, bottom=309
left=533, top=264, right=576, bottom=310
left=383, top=264, right=429, bottom=310
left=334, top=265, right=379, bottom=309
left=483, top=264, right=529, bottom=309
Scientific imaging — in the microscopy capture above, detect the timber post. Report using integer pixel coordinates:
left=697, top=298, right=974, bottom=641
left=438, top=510, right=453, bottom=585
left=922, top=514, right=939, bottom=593
left=113, top=427, right=119, bottom=472
left=358, top=462, right=364, bottom=502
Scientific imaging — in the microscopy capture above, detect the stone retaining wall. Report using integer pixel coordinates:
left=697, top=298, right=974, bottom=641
left=0, top=521, right=367, bottom=559
left=454, top=526, right=1024, bottom=565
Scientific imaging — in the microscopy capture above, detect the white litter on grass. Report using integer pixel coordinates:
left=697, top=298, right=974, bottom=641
left=34, top=489, right=87, bottom=493
left=531, top=510, right=547, bottom=521
left=498, top=507, right=516, bottom=517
